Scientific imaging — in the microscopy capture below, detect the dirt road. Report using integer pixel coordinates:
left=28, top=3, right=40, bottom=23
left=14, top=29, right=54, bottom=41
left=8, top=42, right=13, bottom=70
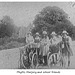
left=0, top=41, right=75, bottom=69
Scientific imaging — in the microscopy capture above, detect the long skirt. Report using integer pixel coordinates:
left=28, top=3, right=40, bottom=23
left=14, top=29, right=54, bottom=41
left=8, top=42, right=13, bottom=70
left=62, top=43, right=73, bottom=56
left=41, top=45, right=49, bottom=56
left=49, top=44, right=60, bottom=54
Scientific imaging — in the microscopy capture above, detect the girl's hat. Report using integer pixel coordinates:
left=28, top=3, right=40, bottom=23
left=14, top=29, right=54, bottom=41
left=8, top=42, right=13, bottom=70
left=35, top=32, right=40, bottom=36
left=62, top=30, right=68, bottom=34
left=43, top=31, right=47, bottom=34
left=51, top=31, right=57, bottom=35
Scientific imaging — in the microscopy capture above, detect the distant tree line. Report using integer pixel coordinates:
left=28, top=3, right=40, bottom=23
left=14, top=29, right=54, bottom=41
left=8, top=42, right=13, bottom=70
left=0, top=16, right=16, bottom=38
left=0, top=16, right=25, bottom=50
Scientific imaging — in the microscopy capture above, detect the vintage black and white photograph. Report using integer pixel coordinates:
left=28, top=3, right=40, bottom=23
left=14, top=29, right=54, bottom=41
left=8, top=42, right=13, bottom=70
left=0, top=2, right=75, bottom=69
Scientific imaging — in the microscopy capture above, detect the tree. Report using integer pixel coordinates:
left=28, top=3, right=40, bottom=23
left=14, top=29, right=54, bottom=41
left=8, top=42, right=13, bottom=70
left=32, top=6, right=74, bottom=37
left=0, top=15, right=16, bottom=38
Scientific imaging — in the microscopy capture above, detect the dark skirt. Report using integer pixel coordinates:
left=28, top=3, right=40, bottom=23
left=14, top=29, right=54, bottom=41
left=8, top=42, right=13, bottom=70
left=49, top=44, right=59, bottom=54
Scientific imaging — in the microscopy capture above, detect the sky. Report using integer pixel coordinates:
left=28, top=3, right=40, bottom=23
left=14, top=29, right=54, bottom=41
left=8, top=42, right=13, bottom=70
left=0, top=2, right=75, bottom=27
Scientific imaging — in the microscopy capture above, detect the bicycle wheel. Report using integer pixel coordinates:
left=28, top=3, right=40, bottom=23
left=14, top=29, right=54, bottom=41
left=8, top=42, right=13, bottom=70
left=31, top=53, right=38, bottom=69
left=48, top=54, right=53, bottom=68
left=47, top=52, right=51, bottom=62
left=22, top=54, right=28, bottom=68
left=22, top=53, right=31, bottom=69
left=29, top=51, right=33, bottom=62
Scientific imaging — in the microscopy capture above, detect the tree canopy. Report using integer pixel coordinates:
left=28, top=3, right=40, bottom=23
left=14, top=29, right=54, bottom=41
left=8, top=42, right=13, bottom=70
left=32, top=6, right=74, bottom=37
left=0, top=15, right=16, bottom=38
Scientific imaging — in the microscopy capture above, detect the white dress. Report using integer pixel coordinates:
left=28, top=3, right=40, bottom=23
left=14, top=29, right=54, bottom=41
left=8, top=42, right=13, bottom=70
left=41, top=37, right=50, bottom=56
left=50, top=36, right=59, bottom=45
left=26, top=35, right=34, bottom=44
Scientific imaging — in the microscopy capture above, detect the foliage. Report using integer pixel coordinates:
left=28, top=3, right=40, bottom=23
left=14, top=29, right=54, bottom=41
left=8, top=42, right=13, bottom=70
left=0, top=37, right=25, bottom=50
left=32, top=6, right=74, bottom=37
left=0, top=15, right=16, bottom=38
left=0, top=41, right=25, bottom=50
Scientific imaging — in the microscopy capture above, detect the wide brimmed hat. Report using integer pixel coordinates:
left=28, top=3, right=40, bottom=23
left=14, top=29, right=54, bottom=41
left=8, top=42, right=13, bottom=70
left=51, top=31, right=57, bottom=35
left=62, top=30, right=68, bottom=34
left=35, top=32, right=40, bottom=36
left=43, top=31, right=47, bottom=34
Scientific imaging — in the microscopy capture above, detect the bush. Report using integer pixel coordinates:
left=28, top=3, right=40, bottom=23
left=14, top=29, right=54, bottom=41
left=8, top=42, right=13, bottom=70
left=0, top=41, right=25, bottom=50
left=0, top=45, right=5, bottom=50
left=4, top=41, right=25, bottom=49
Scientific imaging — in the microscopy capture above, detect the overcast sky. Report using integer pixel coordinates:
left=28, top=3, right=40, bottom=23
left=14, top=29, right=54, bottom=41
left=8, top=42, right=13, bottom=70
left=0, top=2, right=75, bottom=27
